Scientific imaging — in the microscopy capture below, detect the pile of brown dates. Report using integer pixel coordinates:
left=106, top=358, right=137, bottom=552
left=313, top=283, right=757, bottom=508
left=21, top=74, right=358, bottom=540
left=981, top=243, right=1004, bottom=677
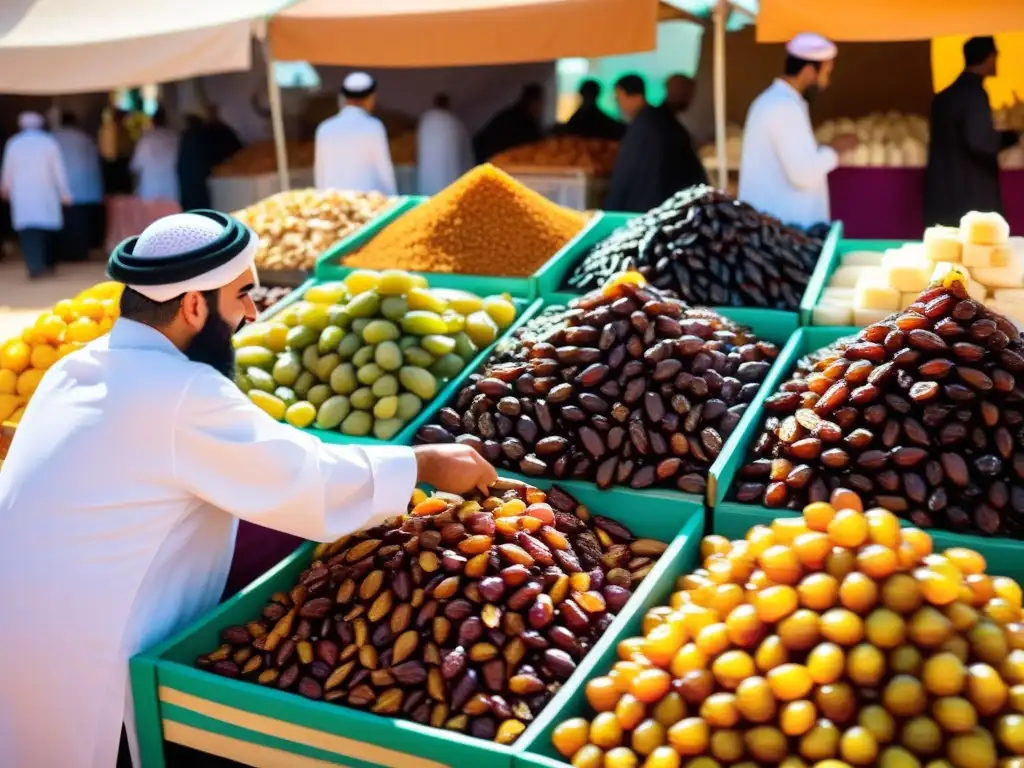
left=197, top=481, right=666, bottom=744
left=562, top=185, right=825, bottom=311
left=416, top=279, right=780, bottom=493
left=734, top=281, right=1024, bottom=537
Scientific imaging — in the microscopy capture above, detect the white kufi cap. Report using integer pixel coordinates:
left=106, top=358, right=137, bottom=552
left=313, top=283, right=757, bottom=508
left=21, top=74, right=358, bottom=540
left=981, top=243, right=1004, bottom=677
left=18, top=111, right=44, bottom=130
left=342, top=71, right=377, bottom=98
left=786, top=33, right=837, bottom=62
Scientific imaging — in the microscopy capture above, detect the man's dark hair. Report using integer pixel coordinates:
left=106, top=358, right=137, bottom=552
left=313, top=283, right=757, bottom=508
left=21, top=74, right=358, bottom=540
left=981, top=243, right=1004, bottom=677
left=433, top=92, right=451, bottom=109
left=784, top=55, right=822, bottom=76
left=614, top=74, right=646, bottom=97
left=184, top=113, right=204, bottom=130
left=579, top=79, right=601, bottom=102
left=61, top=111, right=78, bottom=127
left=151, top=106, right=168, bottom=127
left=119, top=286, right=219, bottom=327
left=964, top=36, right=997, bottom=67
left=520, top=83, right=543, bottom=105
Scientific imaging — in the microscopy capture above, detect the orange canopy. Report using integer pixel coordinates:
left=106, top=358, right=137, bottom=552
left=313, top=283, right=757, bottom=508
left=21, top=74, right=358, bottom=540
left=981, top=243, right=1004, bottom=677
left=756, top=0, right=1024, bottom=43
left=269, top=0, right=661, bottom=67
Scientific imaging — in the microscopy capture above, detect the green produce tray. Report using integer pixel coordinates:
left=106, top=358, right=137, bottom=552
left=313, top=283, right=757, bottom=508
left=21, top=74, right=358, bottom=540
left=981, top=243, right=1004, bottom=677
left=249, top=285, right=542, bottom=448
left=800, top=237, right=912, bottom=326
left=412, top=298, right=798, bottom=515
left=316, top=195, right=578, bottom=300
left=129, top=478, right=704, bottom=768
left=708, top=325, right=1024, bottom=569
left=536, top=212, right=840, bottom=337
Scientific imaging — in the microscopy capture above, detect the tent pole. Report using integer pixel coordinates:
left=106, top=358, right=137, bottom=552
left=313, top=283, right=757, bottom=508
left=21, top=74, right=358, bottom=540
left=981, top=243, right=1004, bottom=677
left=713, top=0, right=728, bottom=190
left=260, top=33, right=291, bottom=192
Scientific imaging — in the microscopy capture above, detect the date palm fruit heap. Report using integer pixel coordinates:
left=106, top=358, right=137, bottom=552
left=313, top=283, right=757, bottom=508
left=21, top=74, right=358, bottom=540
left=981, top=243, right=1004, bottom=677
left=416, top=274, right=779, bottom=493
left=196, top=481, right=665, bottom=744
left=551, top=490, right=1024, bottom=768
left=735, top=271, right=1024, bottom=539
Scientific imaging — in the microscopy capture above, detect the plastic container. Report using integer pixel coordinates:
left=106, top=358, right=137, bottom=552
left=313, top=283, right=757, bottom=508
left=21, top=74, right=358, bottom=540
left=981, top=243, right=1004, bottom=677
left=708, top=325, right=1024, bottom=569
left=251, top=286, right=541, bottom=447
left=800, top=236, right=912, bottom=326
left=209, top=168, right=315, bottom=214
left=501, top=168, right=608, bottom=212
left=129, top=477, right=704, bottom=768
left=537, top=212, right=841, bottom=337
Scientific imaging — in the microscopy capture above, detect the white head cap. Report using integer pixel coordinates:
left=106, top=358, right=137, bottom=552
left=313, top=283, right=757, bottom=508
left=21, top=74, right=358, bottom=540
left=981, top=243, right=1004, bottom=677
left=341, top=71, right=377, bottom=99
left=18, top=111, right=44, bottom=130
left=786, top=33, right=837, bottom=63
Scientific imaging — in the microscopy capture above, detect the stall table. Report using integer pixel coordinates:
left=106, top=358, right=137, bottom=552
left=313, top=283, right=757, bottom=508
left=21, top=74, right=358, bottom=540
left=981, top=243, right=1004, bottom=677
left=828, top=167, right=1024, bottom=239
left=104, top=196, right=182, bottom=252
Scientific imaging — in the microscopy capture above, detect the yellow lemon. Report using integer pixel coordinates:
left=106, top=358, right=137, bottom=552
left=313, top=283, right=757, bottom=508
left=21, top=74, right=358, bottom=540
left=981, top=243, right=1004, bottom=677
left=99, top=316, right=114, bottom=333
left=56, top=342, right=78, bottom=359
left=265, top=323, right=289, bottom=353
left=51, top=299, right=76, bottom=322
left=8, top=405, right=25, bottom=423
left=0, top=394, right=23, bottom=422
left=248, top=390, right=287, bottom=421
left=35, top=314, right=67, bottom=344
left=0, top=340, right=31, bottom=374
left=74, top=297, right=105, bottom=322
left=29, top=344, right=58, bottom=371
left=0, top=369, right=16, bottom=395
left=100, top=298, right=119, bottom=319
left=20, top=325, right=43, bottom=345
left=65, top=317, right=102, bottom=344
left=15, top=368, right=44, bottom=398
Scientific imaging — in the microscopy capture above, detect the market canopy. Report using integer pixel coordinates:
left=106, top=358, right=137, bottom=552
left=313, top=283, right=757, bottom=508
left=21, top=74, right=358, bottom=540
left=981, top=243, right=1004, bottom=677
left=756, top=0, right=1024, bottom=43
left=268, top=0, right=664, bottom=67
left=0, top=0, right=289, bottom=94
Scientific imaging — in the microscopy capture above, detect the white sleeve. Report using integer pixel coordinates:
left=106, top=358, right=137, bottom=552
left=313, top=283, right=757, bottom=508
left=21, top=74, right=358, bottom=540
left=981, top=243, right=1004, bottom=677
left=172, top=370, right=418, bottom=542
left=768, top=102, right=838, bottom=190
left=374, top=122, right=397, bottom=195
left=50, top=142, right=71, bottom=200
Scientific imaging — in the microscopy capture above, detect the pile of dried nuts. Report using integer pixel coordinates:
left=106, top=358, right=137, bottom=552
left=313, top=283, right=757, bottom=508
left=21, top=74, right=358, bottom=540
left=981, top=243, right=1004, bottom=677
left=234, top=189, right=392, bottom=272
left=196, top=480, right=665, bottom=744
left=416, top=275, right=780, bottom=493
left=735, top=277, right=1024, bottom=538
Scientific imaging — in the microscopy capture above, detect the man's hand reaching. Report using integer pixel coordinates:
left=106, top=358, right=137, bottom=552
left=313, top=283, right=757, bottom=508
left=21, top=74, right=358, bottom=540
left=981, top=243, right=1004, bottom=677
left=413, top=444, right=498, bottom=496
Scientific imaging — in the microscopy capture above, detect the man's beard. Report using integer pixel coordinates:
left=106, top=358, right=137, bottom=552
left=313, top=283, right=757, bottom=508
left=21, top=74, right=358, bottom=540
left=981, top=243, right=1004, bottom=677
left=184, top=304, right=241, bottom=378
left=803, top=85, right=820, bottom=104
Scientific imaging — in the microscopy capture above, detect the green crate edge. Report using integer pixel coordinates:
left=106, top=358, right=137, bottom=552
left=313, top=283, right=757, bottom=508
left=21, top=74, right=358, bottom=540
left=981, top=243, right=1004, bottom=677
left=312, top=196, right=419, bottom=276
left=708, top=325, right=1024, bottom=569
left=131, top=477, right=704, bottom=768
left=534, top=210, right=839, bottom=332
left=251, top=282, right=543, bottom=448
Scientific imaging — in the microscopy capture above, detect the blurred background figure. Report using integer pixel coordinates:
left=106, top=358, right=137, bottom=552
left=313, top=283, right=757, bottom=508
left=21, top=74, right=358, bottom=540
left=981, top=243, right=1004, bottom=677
left=53, top=111, right=103, bottom=262
left=416, top=92, right=472, bottom=196
left=473, top=83, right=545, bottom=163
left=130, top=107, right=179, bottom=203
left=553, top=79, right=625, bottom=140
left=664, top=73, right=697, bottom=135
left=176, top=110, right=242, bottom=211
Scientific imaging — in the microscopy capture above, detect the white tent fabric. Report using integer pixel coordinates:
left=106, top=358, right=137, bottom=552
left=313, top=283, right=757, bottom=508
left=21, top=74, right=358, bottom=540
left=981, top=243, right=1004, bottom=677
left=0, top=0, right=289, bottom=94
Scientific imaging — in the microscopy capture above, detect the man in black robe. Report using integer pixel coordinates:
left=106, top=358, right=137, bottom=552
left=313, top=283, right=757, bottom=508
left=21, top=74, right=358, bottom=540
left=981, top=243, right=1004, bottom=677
left=472, top=83, right=544, bottom=163
left=177, top=110, right=242, bottom=212
left=604, top=74, right=708, bottom=212
left=552, top=79, right=625, bottom=140
left=925, top=36, right=1020, bottom=225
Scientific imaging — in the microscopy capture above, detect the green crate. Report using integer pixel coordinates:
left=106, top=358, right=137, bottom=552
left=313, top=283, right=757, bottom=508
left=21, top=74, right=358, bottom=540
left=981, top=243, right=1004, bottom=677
left=312, top=196, right=419, bottom=276
left=130, top=478, right=703, bottom=768
left=801, top=237, right=913, bottom=327
left=315, top=196, right=583, bottom=300
left=248, top=285, right=542, bottom=447
left=708, top=326, right=1024, bottom=568
left=537, top=212, right=838, bottom=337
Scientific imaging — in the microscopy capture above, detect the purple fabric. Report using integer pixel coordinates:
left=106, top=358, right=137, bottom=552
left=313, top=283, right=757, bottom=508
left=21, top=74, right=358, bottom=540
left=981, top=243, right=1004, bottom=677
left=222, top=521, right=303, bottom=599
left=828, top=167, right=1024, bottom=239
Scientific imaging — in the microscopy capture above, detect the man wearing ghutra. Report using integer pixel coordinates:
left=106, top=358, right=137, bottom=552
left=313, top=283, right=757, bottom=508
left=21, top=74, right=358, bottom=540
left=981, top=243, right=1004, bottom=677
left=0, top=210, right=496, bottom=768
left=315, top=71, right=397, bottom=195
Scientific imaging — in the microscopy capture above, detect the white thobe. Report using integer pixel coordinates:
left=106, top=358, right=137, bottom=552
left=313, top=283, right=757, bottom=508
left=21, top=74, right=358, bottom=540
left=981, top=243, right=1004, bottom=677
left=738, top=79, right=838, bottom=228
left=130, top=127, right=180, bottom=202
left=315, top=106, right=397, bottom=195
left=0, top=128, right=70, bottom=230
left=416, top=108, right=472, bottom=196
left=0, top=318, right=417, bottom=768
left=53, top=126, right=104, bottom=205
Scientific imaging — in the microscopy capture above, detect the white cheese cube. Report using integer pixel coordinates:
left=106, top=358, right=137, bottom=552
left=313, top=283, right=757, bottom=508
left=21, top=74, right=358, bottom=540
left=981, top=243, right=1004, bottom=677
left=967, top=280, right=988, bottom=302
left=880, top=250, right=932, bottom=291
left=813, top=302, right=854, bottom=326
left=854, top=307, right=896, bottom=326
left=829, top=265, right=869, bottom=288
left=972, top=248, right=1024, bottom=288
left=841, top=251, right=884, bottom=267
left=923, top=226, right=963, bottom=262
left=993, top=288, right=1024, bottom=302
left=960, top=211, right=1010, bottom=245
left=962, top=243, right=995, bottom=268
left=854, top=270, right=901, bottom=311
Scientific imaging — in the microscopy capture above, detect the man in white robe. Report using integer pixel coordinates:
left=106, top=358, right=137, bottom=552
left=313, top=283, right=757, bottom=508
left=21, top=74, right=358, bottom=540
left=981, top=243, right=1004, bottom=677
left=54, top=110, right=104, bottom=262
left=416, top=92, right=472, bottom=195
left=0, top=210, right=496, bottom=768
left=130, top=106, right=180, bottom=203
left=315, top=72, right=397, bottom=195
left=738, top=33, right=858, bottom=228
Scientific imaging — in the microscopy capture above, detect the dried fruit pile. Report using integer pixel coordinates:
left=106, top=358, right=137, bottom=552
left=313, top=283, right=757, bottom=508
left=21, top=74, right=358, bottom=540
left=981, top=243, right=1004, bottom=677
left=416, top=276, right=780, bottom=493
left=734, top=278, right=1024, bottom=538
left=343, top=164, right=586, bottom=277
left=250, top=285, right=294, bottom=315
left=551, top=491, right=1024, bottom=767
left=562, top=186, right=826, bottom=311
left=196, top=482, right=665, bottom=743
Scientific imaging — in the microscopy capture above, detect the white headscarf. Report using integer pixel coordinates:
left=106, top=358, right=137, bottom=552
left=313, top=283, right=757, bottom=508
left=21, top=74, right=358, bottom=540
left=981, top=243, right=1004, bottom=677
left=18, top=111, right=44, bottom=130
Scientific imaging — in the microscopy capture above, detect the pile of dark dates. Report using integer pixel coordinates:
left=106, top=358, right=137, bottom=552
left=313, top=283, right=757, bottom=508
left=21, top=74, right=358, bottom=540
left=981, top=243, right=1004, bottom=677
left=562, top=185, right=825, bottom=311
left=251, top=284, right=294, bottom=314
left=197, top=480, right=665, bottom=744
left=416, top=277, right=780, bottom=493
left=734, top=279, right=1024, bottom=537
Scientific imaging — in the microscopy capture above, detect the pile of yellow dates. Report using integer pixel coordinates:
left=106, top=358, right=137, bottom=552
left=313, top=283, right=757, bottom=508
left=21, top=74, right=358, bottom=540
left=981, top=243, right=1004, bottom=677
left=552, top=490, right=1024, bottom=768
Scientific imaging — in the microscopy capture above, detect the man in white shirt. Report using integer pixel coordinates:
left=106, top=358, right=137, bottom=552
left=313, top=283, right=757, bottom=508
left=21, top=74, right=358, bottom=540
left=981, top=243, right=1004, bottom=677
left=315, top=72, right=397, bottom=195
left=53, top=111, right=104, bottom=262
left=0, top=209, right=496, bottom=768
left=416, top=92, right=473, bottom=195
left=0, top=111, right=71, bottom=278
left=130, top=106, right=180, bottom=203
left=738, top=33, right=858, bottom=228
